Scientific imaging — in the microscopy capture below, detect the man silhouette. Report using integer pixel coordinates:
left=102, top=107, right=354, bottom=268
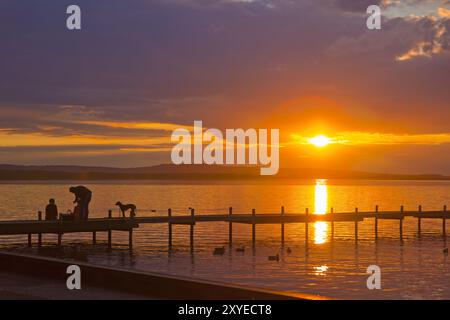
left=69, top=186, right=92, bottom=220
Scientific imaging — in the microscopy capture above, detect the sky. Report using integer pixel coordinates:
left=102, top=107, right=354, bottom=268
left=0, top=0, right=449, bottom=174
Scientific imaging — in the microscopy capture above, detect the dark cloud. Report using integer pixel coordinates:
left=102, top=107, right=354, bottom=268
left=1, top=0, right=448, bottom=128
left=0, top=0, right=449, bottom=172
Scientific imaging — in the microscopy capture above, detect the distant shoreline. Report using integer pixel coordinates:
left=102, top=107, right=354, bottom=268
left=0, top=164, right=449, bottom=181
left=1, top=179, right=450, bottom=186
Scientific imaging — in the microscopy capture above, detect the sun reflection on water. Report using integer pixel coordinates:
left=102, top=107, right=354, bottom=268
left=314, top=179, right=328, bottom=245
left=313, top=265, right=329, bottom=276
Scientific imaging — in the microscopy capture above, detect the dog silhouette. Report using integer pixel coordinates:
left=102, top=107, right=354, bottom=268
left=115, top=201, right=137, bottom=218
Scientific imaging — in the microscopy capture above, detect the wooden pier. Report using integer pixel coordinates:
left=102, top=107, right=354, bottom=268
left=0, top=210, right=138, bottom=249
left=0, top=205, right=447, bottom=250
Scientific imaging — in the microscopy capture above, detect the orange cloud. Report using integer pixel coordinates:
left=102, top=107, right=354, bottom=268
left=396, top=22, right=447, bottom=61
left=76, top=120, right=192, bottom=131
left=291, top=132, right=450, bottom=146
left=438, top=6, right=450, bottom=17
left=0, top=131, right=170, bottom=148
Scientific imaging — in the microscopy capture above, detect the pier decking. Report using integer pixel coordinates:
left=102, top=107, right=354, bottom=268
left=0, top=205, right=447, bottom=250
left=0, top=210, right=138, bottom=249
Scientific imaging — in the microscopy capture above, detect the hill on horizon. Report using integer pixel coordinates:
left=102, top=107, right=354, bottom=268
left=0, top=164, right=448, bottom=181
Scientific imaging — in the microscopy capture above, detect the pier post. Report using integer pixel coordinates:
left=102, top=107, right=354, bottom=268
left=443, top=205, right=447, bottom=237
left=190, top=208, right=195, bottom=254
left=168, top=208, right=172, bottom=249
left=37, top=211, right=42, bottom=247
left=129, top=212, right=134, bottom=250
left=375, top=205, right=379, bottom=241
left=93, top=232, right=96, bottom=244
left=27, top=234, right=32, bottom=247
left=57, top=215, right=62, bottom=247
left=252, top=209, right=256, bottom=248
left=305, top=208, right=309, bottom=247
left=108, top=210, right=112, bottom=249
left=418, top=205, right=422, bottom=238
left=354, top=207, right=358, bottom=242
left=400, top=206, right=404, bottom=241
left=331, top=207, right=334, bottom=240
left=281, top=206, right=285, bottom=246
left=228, top=207, right=233, bottom=248
left=129, top=228, right=133, bottom=250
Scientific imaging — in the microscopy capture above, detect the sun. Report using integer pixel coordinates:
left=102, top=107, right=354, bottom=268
left=308, top=135, right=331, bottom=148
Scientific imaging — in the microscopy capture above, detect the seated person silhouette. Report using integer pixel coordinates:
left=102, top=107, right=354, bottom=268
left=45, top=199, right=58, bottom=221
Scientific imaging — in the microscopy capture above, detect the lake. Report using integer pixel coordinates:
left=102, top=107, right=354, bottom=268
left=0, top=179, right=449, bottom=299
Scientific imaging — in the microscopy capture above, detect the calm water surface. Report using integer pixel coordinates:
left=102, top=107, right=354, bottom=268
left=0, top=179, right=449, bottom=299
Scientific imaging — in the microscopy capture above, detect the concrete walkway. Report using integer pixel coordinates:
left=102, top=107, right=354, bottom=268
left=0, top=270, right=151, bottom=300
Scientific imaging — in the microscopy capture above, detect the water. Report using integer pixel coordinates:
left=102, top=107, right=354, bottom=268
left=0, top=179, right=449, bottom=299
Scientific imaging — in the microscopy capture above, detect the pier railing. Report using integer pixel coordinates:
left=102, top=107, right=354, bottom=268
left=0, top=205, right=447, bottom=250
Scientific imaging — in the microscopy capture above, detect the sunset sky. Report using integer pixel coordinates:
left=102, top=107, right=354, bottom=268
left=0, top=0, right=449, bottom=174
